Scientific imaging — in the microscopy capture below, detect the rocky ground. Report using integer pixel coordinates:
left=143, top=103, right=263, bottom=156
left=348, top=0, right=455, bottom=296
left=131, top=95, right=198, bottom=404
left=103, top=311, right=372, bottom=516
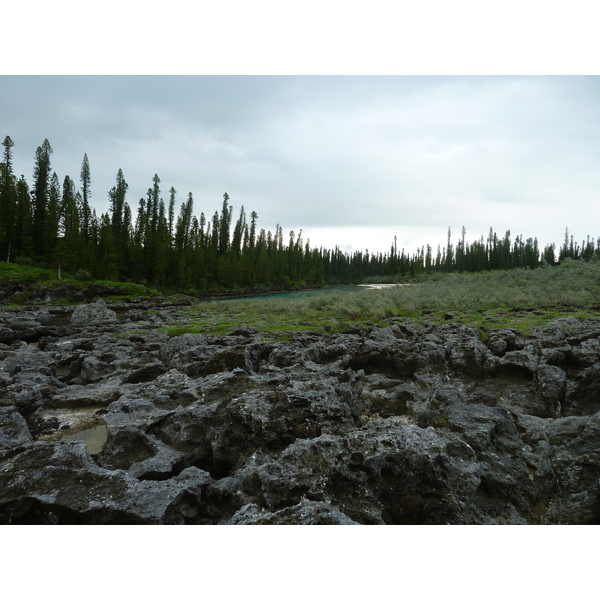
left=1, top=298, right=599, bottom=524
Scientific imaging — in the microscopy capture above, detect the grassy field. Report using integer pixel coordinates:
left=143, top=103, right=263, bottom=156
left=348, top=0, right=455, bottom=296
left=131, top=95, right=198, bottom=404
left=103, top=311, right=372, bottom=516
left=165, top=259, right=600, bottom=338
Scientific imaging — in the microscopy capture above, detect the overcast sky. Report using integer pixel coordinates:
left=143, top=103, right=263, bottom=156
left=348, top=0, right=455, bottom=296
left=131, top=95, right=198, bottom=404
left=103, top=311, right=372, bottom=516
left=1, top=74, right=599, bottom=256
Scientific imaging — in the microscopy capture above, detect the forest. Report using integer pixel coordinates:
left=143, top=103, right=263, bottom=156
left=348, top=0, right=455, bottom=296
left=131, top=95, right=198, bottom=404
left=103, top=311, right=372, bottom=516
left=1, top=135, right=599, bottom=293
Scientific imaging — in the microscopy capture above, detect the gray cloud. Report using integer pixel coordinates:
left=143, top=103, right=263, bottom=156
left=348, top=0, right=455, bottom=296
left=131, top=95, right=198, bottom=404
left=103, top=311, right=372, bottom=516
left=1, top=75, right=599, bottom=254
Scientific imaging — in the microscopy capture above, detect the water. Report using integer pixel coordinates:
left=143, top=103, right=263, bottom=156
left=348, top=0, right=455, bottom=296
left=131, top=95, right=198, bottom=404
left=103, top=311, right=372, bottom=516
left=254, top=285, right=365, bottom=300
left=60, top=423, right=108, bottom=454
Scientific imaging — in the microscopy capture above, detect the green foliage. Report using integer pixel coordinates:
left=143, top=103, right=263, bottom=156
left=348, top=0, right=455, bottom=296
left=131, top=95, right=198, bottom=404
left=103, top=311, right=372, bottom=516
left=76, top=269, right=91, bottom=281
left=0, top=261, right=154, bottom=303
left=0, top=261, right=66, bottom=283
left=166, top=326, right=205, bottom=337
left=88, top=280, right=156, bottom=297
left=167, top=261, right=600, bottom=337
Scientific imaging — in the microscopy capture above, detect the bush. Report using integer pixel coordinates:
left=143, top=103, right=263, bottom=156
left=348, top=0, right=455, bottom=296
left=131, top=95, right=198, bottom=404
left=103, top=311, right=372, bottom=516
left=76, top=269, right=91, bottom=281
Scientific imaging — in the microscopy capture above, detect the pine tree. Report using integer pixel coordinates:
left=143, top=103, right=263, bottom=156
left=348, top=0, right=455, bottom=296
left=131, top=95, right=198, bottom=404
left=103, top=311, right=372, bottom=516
left=155, top=190, right=169, bottom=287
left=218, top=193, right=232, bottom=256
left=0, top=136, right=17, bottom=261
left=456, top=226, right=466, bottom=272
left=97, top=213, right=119, bottom=280
left=175, top=193, right=194, bottom=254
left=148, top=174, right=161, bottom=234
left=55, top=175, right=81, bottom=273
left=15, top=176, right=34, bottom=259
left=32, top=139, right=53, bottom=256
left=108, top=168, right=129, bottom=270
left=80, top=153, right=92, bottom=240
left=425, top=244, right=432, bottom=271
left=84, top=208, right=100, bottom=277
left=445, top=227, right=453, bottom=272
left=2, top=135, right=14, bottom=173
left=132, top=197, right=148, bottom=281
left=249, top=211, right=258, bottom=250
left=544, top=243, right=556, bottom=264
left=43, top=172, right=61, bottom=263
left=168, top=187, right=176, bottom=239
left=232, top=205, right=246, bottom=255
left=501, top=230, right=511, bottom=269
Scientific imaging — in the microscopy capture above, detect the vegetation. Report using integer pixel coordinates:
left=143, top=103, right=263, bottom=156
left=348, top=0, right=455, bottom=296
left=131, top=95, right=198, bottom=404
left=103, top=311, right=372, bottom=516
left=2, top=135, right=600, bottom=295
left=0, top=261, right=155, bottom=302
left=164, top=259, right=600, bottom=338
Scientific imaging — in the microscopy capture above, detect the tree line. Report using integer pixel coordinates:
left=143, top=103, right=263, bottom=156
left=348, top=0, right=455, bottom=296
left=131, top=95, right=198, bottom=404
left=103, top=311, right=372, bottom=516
left=1, top=135, right=599, bottom=291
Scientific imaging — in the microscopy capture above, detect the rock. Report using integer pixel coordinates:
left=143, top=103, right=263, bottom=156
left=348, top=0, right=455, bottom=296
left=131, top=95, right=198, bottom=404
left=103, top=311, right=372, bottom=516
left=46, top=383, right=122, bottom=408
left=0, top=441, right=213, bottom=524
left=498, top=349, right=538, bottom=379
left=535, top=364, right=567, bottom=413
left=80, top=356, right=111, bottom=383
left=0, top=310, right=50, bottom=343
left=485, top=329, right=525, bottom=356
left=0, top=407, right=33, bottom=451
left=71, top=299, right=118, bottom=327
left=1, top=303, right=600, bottom=524
left=158, top=333, right=247, bottom=377
left=228, top=499, right=359, bottom=525
left=568, top=338, right=600, bottom=368
left=564, top=363, right=600, bottom=416
left=448, top=336, right=490, bottom=379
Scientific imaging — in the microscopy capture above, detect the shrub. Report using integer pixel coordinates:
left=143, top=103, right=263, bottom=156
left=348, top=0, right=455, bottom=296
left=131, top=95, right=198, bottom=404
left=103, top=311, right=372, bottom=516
left=76, top=269, right=91, bottom=281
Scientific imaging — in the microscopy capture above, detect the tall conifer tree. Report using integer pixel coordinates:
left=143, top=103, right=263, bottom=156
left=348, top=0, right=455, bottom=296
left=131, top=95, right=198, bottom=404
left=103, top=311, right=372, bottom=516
left=1, top=136, right=17, bottom=260
left=80, top=153, right=92, bottom=240
left=32, top=139, right=53, bottom=256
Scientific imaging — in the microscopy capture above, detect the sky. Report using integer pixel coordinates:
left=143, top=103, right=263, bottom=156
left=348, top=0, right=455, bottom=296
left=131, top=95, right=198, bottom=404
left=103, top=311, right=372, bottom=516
left=1, top=4, right=599, bottom=259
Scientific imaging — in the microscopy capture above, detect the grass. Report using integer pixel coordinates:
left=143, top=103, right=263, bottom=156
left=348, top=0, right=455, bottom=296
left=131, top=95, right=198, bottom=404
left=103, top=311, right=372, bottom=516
left=424, top=306, right=597, bottom=338
left=0, top=262, right=64, bottom=284
left=164, top=259, right=600, bottom=338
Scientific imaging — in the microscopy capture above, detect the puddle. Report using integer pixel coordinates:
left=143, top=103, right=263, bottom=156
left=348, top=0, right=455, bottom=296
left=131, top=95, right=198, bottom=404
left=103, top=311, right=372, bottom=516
left=30, top=407, right=108, bottom=454
left=60, top=423, right=108, bottom=454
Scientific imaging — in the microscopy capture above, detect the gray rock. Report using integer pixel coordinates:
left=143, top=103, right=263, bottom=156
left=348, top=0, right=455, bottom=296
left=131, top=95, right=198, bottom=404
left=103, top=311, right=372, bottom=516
left=71, top=299, right=118, bottom=326
left=0, top=407, right=33, bottom=451
left=0, top=440, right=213, bottom=524
left=535, top=364, right=567, bottom=413
left=2, top=304, right=600, bottom=524
left=228, top=499, right=360, bottom=525
left=485, top=329, right=525, bottom=356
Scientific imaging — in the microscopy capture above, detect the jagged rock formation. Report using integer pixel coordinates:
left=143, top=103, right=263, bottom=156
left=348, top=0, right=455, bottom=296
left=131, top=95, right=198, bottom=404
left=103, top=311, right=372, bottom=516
left=1, top=302, right=599, bottom=524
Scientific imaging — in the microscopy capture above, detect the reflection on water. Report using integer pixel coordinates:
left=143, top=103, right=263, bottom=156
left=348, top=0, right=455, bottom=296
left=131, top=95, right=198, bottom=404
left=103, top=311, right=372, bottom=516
left=358, top=283, right=407, bottom=289
left=61, top=424, right=107, bottom=454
